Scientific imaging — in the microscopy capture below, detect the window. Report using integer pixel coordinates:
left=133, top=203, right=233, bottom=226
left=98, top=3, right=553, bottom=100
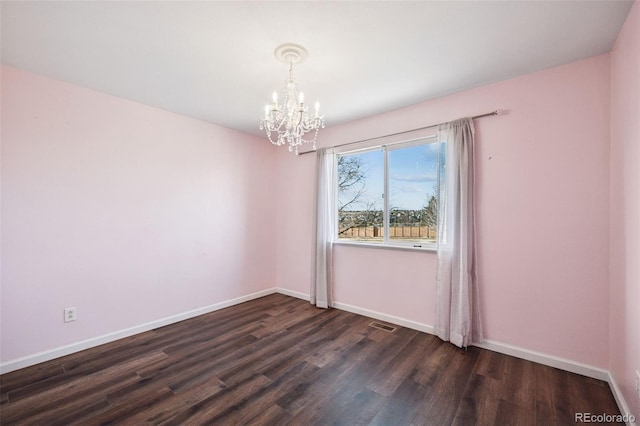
left=336, top=137, right=444, bottom=248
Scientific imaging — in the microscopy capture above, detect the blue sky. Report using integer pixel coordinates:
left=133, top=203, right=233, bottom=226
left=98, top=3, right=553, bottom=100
left=338, top=142, right=441, bottom=211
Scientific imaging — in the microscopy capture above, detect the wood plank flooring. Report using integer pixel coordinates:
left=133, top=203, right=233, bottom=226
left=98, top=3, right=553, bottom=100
left=0, top=294, right=620, bottom=425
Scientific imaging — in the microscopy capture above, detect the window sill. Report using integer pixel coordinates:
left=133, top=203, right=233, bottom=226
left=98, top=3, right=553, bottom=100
left=333, top=240, right=437, bottom=253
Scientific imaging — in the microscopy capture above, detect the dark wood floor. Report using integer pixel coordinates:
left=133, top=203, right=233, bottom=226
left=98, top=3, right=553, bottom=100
left=0, top=294, right=620, bottom=425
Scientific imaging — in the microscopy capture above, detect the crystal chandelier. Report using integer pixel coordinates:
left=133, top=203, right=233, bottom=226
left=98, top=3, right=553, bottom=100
left=260, top=44, right=324, bottom=154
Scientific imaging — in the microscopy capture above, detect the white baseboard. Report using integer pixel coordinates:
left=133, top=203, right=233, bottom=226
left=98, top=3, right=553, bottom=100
left=330, top=301, right=435, bottom=334
left=607, top=372, right=637, bottom=426
left=0, top=288, right=277, bottom=374
left=474, top=339, right=609, bottom=381
left=275, top=287, right=310, bottom=301
left=324, top=299, right=610, bottom=383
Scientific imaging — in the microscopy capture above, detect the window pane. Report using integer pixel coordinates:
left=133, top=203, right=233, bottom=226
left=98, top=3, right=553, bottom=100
left=388, top=142, right=440, bottom=243
left=337, top=150, right=384, bottom=241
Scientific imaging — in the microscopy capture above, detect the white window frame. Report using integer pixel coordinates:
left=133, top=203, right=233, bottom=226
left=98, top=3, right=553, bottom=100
left=334, top=134, right=441, bottom=251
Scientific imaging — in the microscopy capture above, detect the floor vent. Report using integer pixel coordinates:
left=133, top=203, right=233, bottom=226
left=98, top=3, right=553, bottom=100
left=369, top=321, right=397, bottom=332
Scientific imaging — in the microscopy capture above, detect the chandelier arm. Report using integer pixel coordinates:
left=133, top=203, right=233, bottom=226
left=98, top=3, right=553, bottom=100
left=296, top=112, right=304, bottom=129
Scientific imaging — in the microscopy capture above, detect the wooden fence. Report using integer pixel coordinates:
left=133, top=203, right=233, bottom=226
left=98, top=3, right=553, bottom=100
left=339, top=225, right=436, bottom=239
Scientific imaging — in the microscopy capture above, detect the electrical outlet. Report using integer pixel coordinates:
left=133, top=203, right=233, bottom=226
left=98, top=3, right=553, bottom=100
left=64, top=307, right=77, bottom=323
left=636, top=370, right=640, bottom=398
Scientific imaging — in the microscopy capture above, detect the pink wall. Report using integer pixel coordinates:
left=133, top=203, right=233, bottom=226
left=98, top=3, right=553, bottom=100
left=276, top=54, right=612, bottom=368
left=274, top=145, right=315, bottom=298
left=0, top=66, right=276, bottom=363
left=610, top=0, right=640, bottom=417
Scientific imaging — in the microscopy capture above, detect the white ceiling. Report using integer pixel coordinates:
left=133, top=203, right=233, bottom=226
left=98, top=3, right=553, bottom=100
left=1, top=1, right=634, bottom=136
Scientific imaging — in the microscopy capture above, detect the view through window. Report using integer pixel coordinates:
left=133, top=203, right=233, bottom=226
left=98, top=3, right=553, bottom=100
left=337, top=138, right=444, bottom=246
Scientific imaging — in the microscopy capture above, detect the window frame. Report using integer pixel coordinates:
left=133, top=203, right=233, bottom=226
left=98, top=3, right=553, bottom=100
left=334, top=134, right=441, bottom=251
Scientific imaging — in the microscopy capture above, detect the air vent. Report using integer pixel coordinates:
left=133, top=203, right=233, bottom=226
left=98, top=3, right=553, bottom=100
left=369, top=321, right=397, bottom=332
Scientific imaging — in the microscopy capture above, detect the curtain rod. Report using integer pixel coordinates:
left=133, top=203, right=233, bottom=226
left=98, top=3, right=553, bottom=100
left=297, top=109, right=503, bottom=156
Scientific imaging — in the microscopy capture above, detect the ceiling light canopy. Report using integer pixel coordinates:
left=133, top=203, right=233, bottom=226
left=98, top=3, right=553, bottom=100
left=260, top=43, right=324, bottom=154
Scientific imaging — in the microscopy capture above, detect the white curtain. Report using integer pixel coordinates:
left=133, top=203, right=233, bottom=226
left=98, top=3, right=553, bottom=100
left=435, top=117, right=483, bottom=348
left=311, top=148, right=336, bottom=308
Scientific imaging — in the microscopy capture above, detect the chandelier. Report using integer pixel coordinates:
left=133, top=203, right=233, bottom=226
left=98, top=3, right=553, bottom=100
left=260, top=44, right=324, bottom=154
